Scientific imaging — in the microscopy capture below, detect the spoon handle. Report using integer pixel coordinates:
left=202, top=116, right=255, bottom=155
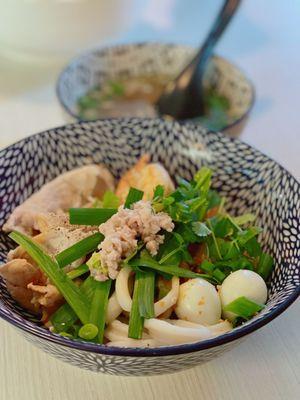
left=192, top=0, right=242, bottom=81
left=157, top=0, right=242, bottom=119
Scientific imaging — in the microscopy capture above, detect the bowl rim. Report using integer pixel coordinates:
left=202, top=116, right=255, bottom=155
left=0, top=119, right=299, bottom=357
left=56, top=41, right=255, bottom=133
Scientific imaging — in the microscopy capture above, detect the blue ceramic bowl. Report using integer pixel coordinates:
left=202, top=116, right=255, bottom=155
left=0, top=119, right=299, bottom=376
left=56, top=42, right=255, bottom=137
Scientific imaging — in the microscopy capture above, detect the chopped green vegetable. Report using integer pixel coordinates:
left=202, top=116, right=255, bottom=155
left=153, top=185, right=164, bottom=199
left=78, top=323, right=99, bottom=340
left=86, top=252, right=108, bottom=278
left=51, top=276, right=95, bottom=333
left=102, top=191, right=120, bottom=208
left=129, top=251, right=217, bottom=282
left=89, top=279, right=112, bottom=343
left=56, top=232, right=103, bottom=268
left=66, top=264, right=89, bottom=280
left=10, top=231, right=90, bottom=324
left=124, top=187, right=144, bottom=208
left=237, top=227, right=262, bottom=246
left=224, top=296, right=265, bottom=320
left=51, top=303, right=78, bottom=334
left=69, top=208, right=116, bottom=225
left=257, top=252, right=274, bottom=280
left=128, top=272, right=144, bottom=339
left=138, top=271, right=155, bottom=319
left=192, top=221, right=212, bottom=238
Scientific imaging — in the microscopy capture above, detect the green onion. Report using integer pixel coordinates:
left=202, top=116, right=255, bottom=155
left=124, top=188, right=144, bottom=208
left=138, top=271, right=155, bottom=318
left=102, top=191, right=120, bottom=208
left=51, top=303, right=78, bottom=333
left=192, top=221, right=212, bottom=238
left=207, top=220, right=222, bottom=259
left=69, top=208, right=116, bottom=225
left=128, top=272, right=144, bottom=339
left=89, top=279, right=112, bottom=343
left=257, top=252, right=274, bottom=280
left=56, top=232, right=103, bottom=268
left=223, top=296, right=265, bottom=320
left=212, top=268, right=226, bottom=283
left=78, top=323, right=99, bottom=340
left=51, top=276, right=96, bottom=333
left=129, top=252, right=216, bottom=282
left=10, top=231, right=90, bottom=324
left=66, top=264, right=89, bottom=280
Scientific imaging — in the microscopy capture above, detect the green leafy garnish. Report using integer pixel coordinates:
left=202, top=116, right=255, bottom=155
left=86, top=251, right=108, bottom=278
left=128, top=272, right=145, bottom=339
left=224, top=296, right=265, bottom=320
left=69, top=208, right=116, bottom=225
left=102, top=191, right=120, bottom=208
left=56, top=232, right=103, bottom=268
left=89, top=279, right=112, bottom=343
left=124, top=187, right=144, bottom=208
left=10, top=231, right=90, bottom=324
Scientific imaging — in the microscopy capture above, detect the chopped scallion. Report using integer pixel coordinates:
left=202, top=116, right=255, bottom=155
left=89, top=279, right=112, bottom=343
left=124, top=187, right=144, bottom=208
left=128, top=272, right=144, bottom=339
left=66, top=264, right=89, bottom=280
left=224, top=296, right=265, bottom=320
left=56, top=232, right=103, bottom=268
left=69, top=208, right=116, bottom=225
left=78, top=323, right=99, bottom=340
left=138, top=271, right=155, bottom=318
left=9, top=231, right=90, bottom=324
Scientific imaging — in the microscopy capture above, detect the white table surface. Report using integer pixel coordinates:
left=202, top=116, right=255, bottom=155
left=0, top=1, right=299, bottom=399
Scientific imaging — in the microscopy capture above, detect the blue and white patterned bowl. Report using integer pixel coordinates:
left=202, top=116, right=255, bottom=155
left=56, top=42, right=255, bottom=137
left=0, top=119, right=299, bottom=376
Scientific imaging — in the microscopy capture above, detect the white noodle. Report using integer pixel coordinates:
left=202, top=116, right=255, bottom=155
left=105, top=292, right=122, bottom=324
left=116, top=268, right=180, bottom=317
left=154, top=276, right=179, bottom=317
left=165, top=319, right=232, bottom=334
left=144, top=318, right=214, bottom=345
left=105, top=320, right=150, bottom=342
left=116, top=266, right=132, bottom=312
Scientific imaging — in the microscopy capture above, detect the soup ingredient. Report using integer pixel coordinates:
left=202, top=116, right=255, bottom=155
left=196, top=89, right=230, bottom=131
left=144, top=318, right=232, bottom=345
left=90, top=200, right=174, bottom=281
left=3, top=164, right=115, bottom=235
left=77, top=77, right=231, bottom=131
left=5, top=158, right=275, bottom=348
left=77, top=76, right=168, bottom=120
left=175, top=278, right=221, bottom=325
left=56, top=232, right=103, bottom=268
left=223, top=296, right=265, bottom=321
left=89, top=278, right=112, bottom=343
left=78, top=323, right=99, bottom=340
left=116, top=154, right=175, bottom=203
left=219, top=270, right=268, bottom=321
left=9, top=231, right=91, bottom=324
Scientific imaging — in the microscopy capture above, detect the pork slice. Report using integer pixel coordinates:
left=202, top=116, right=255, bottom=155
left=3, top=164, right=115, bottom=235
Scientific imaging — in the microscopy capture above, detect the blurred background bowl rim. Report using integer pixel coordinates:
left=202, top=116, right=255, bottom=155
left=0, top=118, right=299, bottom=358
left=56, top=41, right=255, bottom=132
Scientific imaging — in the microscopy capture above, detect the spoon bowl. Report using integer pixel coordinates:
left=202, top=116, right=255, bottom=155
left=156, top=0, right=242, bottom=120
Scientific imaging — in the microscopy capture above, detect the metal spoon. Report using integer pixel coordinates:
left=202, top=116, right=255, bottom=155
left=156, top=0, right=242, bottom=120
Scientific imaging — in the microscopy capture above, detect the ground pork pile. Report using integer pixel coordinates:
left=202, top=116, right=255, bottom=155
left=92, top=201, right=174, bottom=281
